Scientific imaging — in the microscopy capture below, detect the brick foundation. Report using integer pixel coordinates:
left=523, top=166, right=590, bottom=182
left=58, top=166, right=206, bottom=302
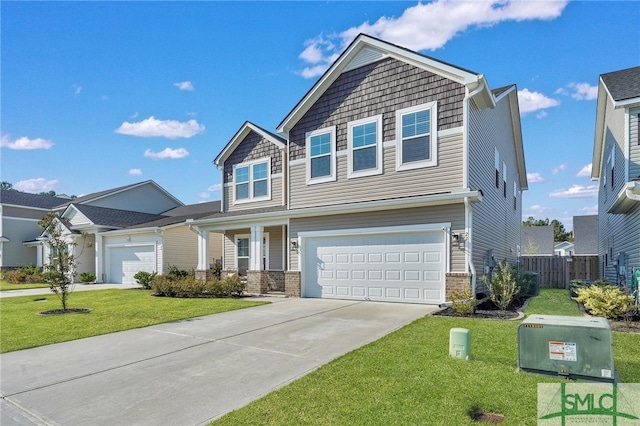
left=284, top=271, right=301, bottom=297
left=246, top=270, right=269, bottom=294
left=445, top=273, right=472, bottom=301
left=195, top=269, right=213, bottom=282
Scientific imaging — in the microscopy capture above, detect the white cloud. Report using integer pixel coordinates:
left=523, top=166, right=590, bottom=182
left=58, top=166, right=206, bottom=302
left=1, top=135, right=55, bottom=150
left=527, top=172, right=545, bottom=183
left=298, top=0, right=568, bottom=78
left=174, top=81, right=194, bottom=91
left=549, top=185, right=598, bottom=198
left=144, top=147, right=189, bottom=160
left=517, top=89, right=560, bottom=115
left=552, top=164, right=567, bottom=175
left=207, top=183, right=222, bottom=192
left=566, top=82, right=598, bottom=100
left=197, top=192, right=211, bottom=199
left=14, top=178, right=59, bottom=193
left=115, top=116, right=204, bottom=139
left=72, top=84, right=82, bottom=95
left=576, top=164, right=592, bottom=177
left=128, top=168, right=143, bottom=176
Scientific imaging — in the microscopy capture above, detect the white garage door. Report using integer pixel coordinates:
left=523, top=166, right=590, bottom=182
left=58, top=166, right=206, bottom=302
left=108, top=245, right=156, bottom=284
left=303, top=230, right=445, bottom=304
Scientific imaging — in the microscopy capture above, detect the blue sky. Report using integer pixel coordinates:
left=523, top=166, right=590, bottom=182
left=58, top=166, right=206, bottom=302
left=2, top=1, right=639, bottom=230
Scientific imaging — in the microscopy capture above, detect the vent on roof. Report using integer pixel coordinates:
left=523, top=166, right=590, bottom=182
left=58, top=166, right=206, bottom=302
left=343, top=47, right=387, bottom=72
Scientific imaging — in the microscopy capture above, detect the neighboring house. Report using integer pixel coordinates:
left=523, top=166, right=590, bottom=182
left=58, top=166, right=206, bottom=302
left=592, top=65, right=640, bottom=286
left=188, top=35, right=527, bottom=304
left=5, top=180, right=222, bottom=283
left=521, top=226, right=554, bottom=256
left=554, top=241, right=574, bottom=256
left=0, top=190, right=70, bottom=269
left=572, top=215, right=598, bottom=255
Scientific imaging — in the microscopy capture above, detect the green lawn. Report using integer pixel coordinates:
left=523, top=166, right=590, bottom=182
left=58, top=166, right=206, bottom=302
left=0, top=280, right=50, bottom=291
left=0, top=289, right=267, bottom=353
left=213, top=289, right=639, bottom=426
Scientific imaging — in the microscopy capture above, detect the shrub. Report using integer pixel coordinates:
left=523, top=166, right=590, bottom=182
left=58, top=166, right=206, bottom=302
left=4, top=266, right=44, bottom=283
left=210, top=262, right=223, bottom=279
left=79, top=272, right=96, bottom=283
left=573, top=285, right=634, bottom=319
left=167, top=265, right=191, bottom=279
left=152, top=274, right=245, bottom=298
left=133, top=271, right=157, bottom=289
left=483, top=261, right=522, bottom=310
left=450, top=287, right=475, bottom=316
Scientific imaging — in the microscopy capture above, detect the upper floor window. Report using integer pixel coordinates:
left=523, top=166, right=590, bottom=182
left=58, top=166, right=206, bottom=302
left=233, top=158, right=271, bottom=204
left=396, top=102, right=437, bottom=171
left=502, top=162, right=507, bottom=198
left=607, top=147, right=615, bottom=189
left=513, top=181, right=517, bottom=210
left=348, top=115, right=383, bottom=178
left=306, top=127, right=336, bottom=184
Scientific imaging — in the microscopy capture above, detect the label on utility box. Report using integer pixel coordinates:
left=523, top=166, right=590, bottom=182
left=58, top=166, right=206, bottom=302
left=549, top=341, right=577, bottom=362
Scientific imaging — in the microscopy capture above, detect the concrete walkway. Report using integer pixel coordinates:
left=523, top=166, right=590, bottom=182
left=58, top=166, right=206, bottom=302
left=1, top=297, right=437, bottom=426
left=0, top=283, right=142, bottom=298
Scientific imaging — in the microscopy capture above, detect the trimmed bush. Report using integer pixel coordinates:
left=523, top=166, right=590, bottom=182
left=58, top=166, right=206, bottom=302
left=573, top=284, right=634, bottom=319
left=152, top=274, right=245, bottom=298
left=133, top=271, right=157, bottom=289
left=79, top=272, right=96, bottom=283
left=4, top=266, right=44, bottom=283
left=450, top=287, right=475, bottom=316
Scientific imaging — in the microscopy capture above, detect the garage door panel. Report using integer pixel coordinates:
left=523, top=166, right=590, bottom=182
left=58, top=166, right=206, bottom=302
left=303, top=230, right=445, bottom=304
left=108, top=246, right=155, bottom=284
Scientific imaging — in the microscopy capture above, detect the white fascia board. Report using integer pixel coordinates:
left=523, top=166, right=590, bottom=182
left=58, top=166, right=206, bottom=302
left=592, top=82, right=609, bottom=180
left=613, top=97, right=640, bottom=109
left=277, top=34, right=481, bottom=136
left=505, top=88, right=527, bottom=190
left=215, top=122, right=285, bottom=166
left=0, top=203, right=53, bottom=212
left=190, top=190, right=481, bottom=231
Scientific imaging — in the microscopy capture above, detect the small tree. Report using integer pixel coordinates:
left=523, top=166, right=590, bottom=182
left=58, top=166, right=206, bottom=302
left=483, top=261, right=522, bottom=310
left=39, top=212, right=77, bottom=311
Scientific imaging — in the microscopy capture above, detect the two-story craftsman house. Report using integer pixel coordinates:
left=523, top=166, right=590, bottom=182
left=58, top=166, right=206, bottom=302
left=189, top=35, right=527, bottom=304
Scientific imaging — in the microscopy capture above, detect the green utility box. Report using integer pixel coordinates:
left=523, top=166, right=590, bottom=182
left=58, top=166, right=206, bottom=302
left=518, top=315, right=614, bottom=382
left=449, top=328, right=471, bottom=360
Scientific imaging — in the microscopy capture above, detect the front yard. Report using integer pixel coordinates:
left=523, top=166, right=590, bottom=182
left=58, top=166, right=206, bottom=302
left=213, top=289, right=640, bottom=425
left=0, top=279, right=50, bottom=291
left=0, top=289, right=267, bottom=353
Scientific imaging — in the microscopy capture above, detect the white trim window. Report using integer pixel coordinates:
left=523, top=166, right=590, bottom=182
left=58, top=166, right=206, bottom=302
left=495, top=148, right=500, bottom=189
left=347, top=115, right=383, bottom=178
left=233, top=158, right=271, bottom=204
left=396, top=101, right=437, bottom=171
left=306, top=126, right=336, bottom=184
left=502, top=162, right=507, bottom=198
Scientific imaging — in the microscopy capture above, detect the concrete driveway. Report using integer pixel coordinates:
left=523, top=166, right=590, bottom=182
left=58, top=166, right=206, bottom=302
left=1, top=297, right=437, bottom=426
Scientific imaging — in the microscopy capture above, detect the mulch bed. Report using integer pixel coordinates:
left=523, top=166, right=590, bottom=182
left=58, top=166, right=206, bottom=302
left=37, top=308, right=92, bottom=316
left=433, top=297, right=526, bottom=320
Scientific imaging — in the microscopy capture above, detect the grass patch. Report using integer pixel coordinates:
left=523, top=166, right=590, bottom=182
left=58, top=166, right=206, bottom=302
left=522, top=288, right=582, bottom=316
left=0, top=280, right=50, bottom=291
left=213, top=290, right=639, bottom=426
left=0, top=289, right=267, bottom=353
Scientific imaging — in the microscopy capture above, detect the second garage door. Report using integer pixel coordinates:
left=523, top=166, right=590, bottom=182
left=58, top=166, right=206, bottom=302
left=302, top=229, right=445, bottom=304
left=108, top=245, right=156, bottom=284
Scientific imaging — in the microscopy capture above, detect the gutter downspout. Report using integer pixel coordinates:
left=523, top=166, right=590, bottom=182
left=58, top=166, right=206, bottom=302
left=464, top=198, right=477, bottom=296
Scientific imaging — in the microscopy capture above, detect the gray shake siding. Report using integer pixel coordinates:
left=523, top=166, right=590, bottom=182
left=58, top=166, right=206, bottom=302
left=288, top=57, right=465, bottom=163
left=289, top=130, right=463, bottom=209
left=468, top=94, right=522, bottom=276
left=288, top=205, right=466, bottom=272
left=222, top=130, right=285, bottom=212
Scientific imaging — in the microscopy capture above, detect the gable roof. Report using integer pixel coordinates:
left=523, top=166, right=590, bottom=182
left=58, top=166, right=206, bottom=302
left=573, top=215, right=598, bottom=255
left=277, top=33, right=495, bottom=136
left=67, top=204, right=166, bottom=229
left=214, top=122, right=286, bottom=167
left=53, top=180, right=183, bottom=209
left=600, top=66, right=640, bottom=104
left=493, top=84, right=528, bottom=190
left=592, top=66, right=640, bottom=179
left=522, top=226, right=554, bottom=255
left=0, top=189, right=70, bottom=210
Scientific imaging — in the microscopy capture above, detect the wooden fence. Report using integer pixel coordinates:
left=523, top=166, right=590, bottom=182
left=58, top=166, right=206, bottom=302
left=521, top=256, right=599, bottom=289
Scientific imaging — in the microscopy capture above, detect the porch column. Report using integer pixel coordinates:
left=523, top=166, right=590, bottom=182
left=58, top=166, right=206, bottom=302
left=95, top=234, right=103, bottom=282
left=36, top=242, right=43, bottom=268
left=250, top=225, right=263, bottom=270
left=197, top=230, right=210, bottom=270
